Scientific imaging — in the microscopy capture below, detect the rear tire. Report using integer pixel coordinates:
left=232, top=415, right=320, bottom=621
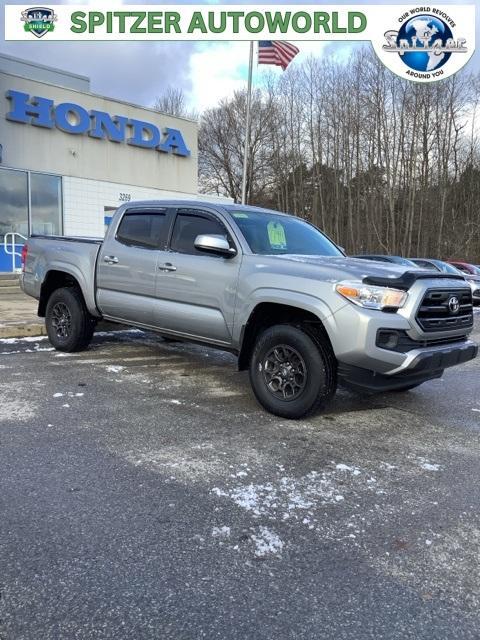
left=45, top=287, right=95, bottom=352
left=249, top=324, right=337, bottom=419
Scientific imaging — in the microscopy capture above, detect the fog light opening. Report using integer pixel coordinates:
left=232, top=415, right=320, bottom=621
left=377, top=330, right=400, bottom=350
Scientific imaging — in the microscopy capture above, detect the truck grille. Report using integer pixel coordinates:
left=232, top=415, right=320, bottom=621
left=416, top=289, right=473, bottom=332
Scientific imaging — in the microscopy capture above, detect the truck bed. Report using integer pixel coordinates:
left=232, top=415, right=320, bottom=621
left=22, top=235, right=103, bottom=316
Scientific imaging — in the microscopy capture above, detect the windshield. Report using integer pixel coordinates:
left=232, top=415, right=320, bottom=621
left=437, top=261, right=465, bottom=275
left=454, top=263, right=480, bottom=276
left=228, top=210, right=342, bottom=256
left=392, top=257, right=418, bottom=267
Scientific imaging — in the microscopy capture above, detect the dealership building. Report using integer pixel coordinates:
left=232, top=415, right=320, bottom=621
left=0, top=53, right=224, bottom=271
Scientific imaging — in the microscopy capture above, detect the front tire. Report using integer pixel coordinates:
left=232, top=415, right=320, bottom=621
left=45, top=287, right=95, bottom=352
left=249, top=324, right=337, bottom=419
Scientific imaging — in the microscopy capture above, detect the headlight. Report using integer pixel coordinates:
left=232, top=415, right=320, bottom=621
left=335, top=281, right=408, bottom=310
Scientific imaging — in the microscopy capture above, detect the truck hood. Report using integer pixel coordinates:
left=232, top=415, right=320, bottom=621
left=263, top=254, right=418, bottom=282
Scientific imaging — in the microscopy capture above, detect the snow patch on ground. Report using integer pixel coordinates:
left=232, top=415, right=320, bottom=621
left=417, top=457, right=440, bottom=471
left=336, top=463, right=361, bottom=475
left=53, top=391, right=85, bottom=399
left=1, top=346, right=54, bottom=355
left=106, top=365, right=125, bottom=373
left=230, top=470, right=248, bottom=478
left=212, top=467, right=358, bottom=518
left=212, top=526, right=231, bottom=539
left=0, top=336, right=48, bottom=344
left=208, top=461, right=396, bottom=555
left=251, top=527, right=284, bottom=557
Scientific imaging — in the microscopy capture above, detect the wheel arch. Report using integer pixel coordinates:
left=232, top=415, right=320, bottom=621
left=38, top=269, right=86, bottom=317
left=237, top=301, right=334, bottom=371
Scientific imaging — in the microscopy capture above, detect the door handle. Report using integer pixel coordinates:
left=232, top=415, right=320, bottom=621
left=103, top=255, right=119, bottom=264
left=158, top=262, right=177, bottom=272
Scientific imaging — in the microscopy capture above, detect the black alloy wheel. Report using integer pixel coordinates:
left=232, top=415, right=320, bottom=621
left=249, top=324, right=337, bottom=419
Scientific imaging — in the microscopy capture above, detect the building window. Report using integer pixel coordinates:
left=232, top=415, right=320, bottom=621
left=0, top=168, right=63, bottom=271
left=30, top=172, right=62, bottom=236
left=0, top=168, right=63, bottom=240
left=0, top=168, right=28, bottom=241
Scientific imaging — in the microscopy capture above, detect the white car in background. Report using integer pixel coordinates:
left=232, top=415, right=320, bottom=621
left=411, top=258, right=480, bottom=306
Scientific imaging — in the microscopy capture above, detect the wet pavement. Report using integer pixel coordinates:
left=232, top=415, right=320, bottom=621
left=0, top=316, right=479, bottom=639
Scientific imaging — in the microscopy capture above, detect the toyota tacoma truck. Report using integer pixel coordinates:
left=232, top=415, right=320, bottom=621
left=20, top=200, right=478, bottom=418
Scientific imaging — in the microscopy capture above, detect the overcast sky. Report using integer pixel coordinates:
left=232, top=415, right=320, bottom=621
left=1, top=0, right=479, bottom=112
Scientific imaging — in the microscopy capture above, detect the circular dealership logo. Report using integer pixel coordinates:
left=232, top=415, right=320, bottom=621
left=374, top=6, right=473, bottom=83
left=396, top=15, right=453, bottom=73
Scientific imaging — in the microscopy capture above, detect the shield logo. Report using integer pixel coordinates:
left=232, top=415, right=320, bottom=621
left=21, top=7, right=57, bottom=38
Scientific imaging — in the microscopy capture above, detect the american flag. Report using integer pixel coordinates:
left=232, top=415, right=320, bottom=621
left=258, top=41, right=300, bottom=70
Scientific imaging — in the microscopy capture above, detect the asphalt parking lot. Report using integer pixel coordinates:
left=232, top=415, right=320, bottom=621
left=1, top=314, right=479, bottom=640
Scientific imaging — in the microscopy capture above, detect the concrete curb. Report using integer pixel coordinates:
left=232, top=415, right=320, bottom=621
left=0, top=320, right=124, bottom=340
left=0, top=323, right=47, bottom=339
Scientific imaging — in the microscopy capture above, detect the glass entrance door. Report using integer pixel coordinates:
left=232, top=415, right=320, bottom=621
left=0, top=168, right=28, bottom=271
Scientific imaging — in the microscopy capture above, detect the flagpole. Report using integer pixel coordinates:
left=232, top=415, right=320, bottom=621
left=241, top=41, right=254, bottom=205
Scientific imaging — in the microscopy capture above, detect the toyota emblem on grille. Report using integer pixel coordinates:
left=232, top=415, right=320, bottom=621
left=448, top=296, right=460, bottom=314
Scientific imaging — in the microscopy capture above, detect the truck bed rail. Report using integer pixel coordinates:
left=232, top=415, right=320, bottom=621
left=30, top=235, right=103, bottom=244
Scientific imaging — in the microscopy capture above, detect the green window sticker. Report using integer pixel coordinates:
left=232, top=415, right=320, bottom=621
left=232, top=212, right=249, bottom=218
left=267, top=221, right=287, bottom=250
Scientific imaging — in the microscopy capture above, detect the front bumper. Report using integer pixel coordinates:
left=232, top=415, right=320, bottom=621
left=338, top=339, right=478, bottom=392
left=385, top=339, right=478, bottom=375
left=324, top=277, right=475, bottom=375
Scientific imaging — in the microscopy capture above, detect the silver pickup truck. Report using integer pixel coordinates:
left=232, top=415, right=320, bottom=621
left=21, top=200, right=477, bottom=418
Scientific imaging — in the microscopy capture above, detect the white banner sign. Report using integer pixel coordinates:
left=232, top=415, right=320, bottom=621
left=4, top=4, right=476, bottom=83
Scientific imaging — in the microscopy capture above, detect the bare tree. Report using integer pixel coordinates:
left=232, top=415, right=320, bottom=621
left=153, top=87, right=197, bottom=120
left=199, top=89, right=275, bottom=202
left=198, top=47, right=480, bottom=261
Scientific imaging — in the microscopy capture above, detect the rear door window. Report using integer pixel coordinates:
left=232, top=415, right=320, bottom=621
left=116, top=210, right=168, bottom=249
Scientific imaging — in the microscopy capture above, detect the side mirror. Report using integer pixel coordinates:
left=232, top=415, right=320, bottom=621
left=194, top=234, right=237, bottom=257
